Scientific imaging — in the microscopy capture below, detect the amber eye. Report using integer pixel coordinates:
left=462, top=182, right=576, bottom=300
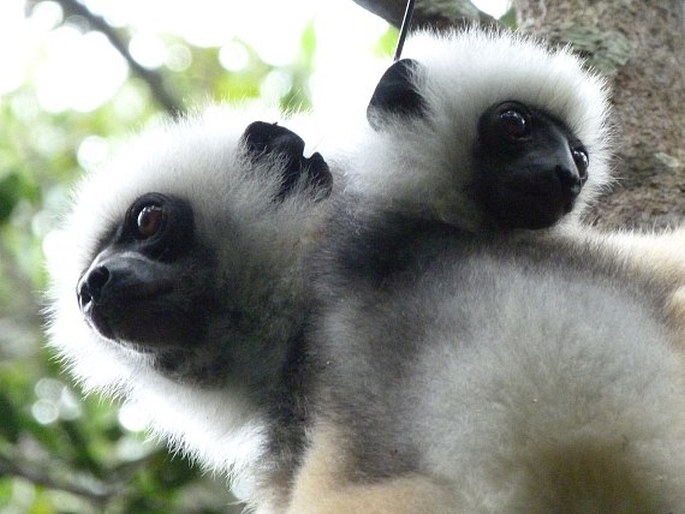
left=497, top=108, right=530, bottom=141
left=572, top=146, right=590, bottom=181
left=135, top=204, right=165, bottom=239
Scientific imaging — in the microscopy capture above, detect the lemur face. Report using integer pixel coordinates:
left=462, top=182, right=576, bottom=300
left=471, top=100, right=590, bottom=229
left=75, top=122, right=331, bottom=356
left=48, top=115, right=332, bottom=385
left=76, top=191, right=214, bottom=350
left=361, top=30, right=610, bottom=232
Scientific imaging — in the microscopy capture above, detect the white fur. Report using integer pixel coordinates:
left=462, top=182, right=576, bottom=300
left=302, top=220, right=685, bottom=511
left=411, top=257, right=685, bottom=511
left=44, top=28, right=684, bottom=513
left=345, top=28, right=612, bottom=231
left=585, top=224, right=685, bottom=339
left=45, top=105, right=332, bottom=510
left=293, top=28, right=685, bottom=512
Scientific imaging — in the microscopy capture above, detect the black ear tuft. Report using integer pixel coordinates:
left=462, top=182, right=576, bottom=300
left=241, top=121, right=332, bottom=201
left=242, top=121, right=306, bottom=161
left=367, top=58, right=426, bottom=131
left=305, top=152, right=333, bottom=199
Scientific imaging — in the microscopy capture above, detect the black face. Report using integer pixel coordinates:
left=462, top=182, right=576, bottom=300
left=472, top=101, right=589, bottom=230
left=366, top=59, right=590, bottom=231
left=76, top=121, right=332, bottom=352
left=77, top=193, right=219, bottom=351
left=74, top=121, right=331, bottom=384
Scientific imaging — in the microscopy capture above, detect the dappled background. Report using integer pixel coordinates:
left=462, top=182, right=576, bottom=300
left=0, top=1, right=506, bottom=512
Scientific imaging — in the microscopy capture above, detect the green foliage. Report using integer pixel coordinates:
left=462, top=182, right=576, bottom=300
left=280, top=21, right=317, bottom=111
left=0, top=2, right=400, bottom=511
left=0, top=5, right=347, bottom=514
left=499, top=5, right=518, bottom=28
left=374, top=25, right=400, bottom=58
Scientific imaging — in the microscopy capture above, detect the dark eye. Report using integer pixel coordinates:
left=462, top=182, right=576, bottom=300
left=134, top=204, right=165, bottom=239
left=571, top=146, right=589, bottom=180
left=497, top=108, right=530, bottom=141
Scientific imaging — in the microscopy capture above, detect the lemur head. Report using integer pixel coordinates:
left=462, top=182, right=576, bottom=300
left=46, top=108, right=332, bottom=396
left=354, top=28, right=612, bottom=232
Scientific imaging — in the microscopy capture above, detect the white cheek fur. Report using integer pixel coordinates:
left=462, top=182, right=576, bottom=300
left=44, top=105, right=333, bottom=508
left=344, top=28, right=612, bottom=230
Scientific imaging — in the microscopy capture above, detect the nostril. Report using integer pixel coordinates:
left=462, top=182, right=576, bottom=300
left=77, top=266, right=110, bottom=309
left=77, top=282, right=91, bottom=310
left=555, top=165, right=582, bottom=197
left=88, top=266, right=110, bottom=292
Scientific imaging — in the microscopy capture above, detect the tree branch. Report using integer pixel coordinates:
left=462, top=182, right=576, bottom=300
left=28, top=0, right=183, bottom=115
left=0, top=454, right=116, bottom=505
left=351, top=0, right=498, bottom=29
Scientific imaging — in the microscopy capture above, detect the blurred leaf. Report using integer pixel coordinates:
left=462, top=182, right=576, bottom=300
left=299, top=20, right=317, bottom=68
left=374, top=25, right=399, bottom=58
left=28, top=488, right=55, bottom=514
left=0, top=480, right=12, bottom=508
left=0, top=391, right=21, bottom=443
left=61, top=420, right=103, bottom=475
left=499, top=6, right=517, bottom=28
left=0, top=173, right=23, bottom=222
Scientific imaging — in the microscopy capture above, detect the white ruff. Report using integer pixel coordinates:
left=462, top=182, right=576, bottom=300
left=44, top=104, right=334, bottom=509
left=345, top=28, right=612, bottom=230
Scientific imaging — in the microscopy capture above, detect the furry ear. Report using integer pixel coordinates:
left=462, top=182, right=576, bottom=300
left=243, top=121, right=306, bottom=161
left=242, top=121, right=332, bottom=199
left=367, top=59, right=426, bottom=131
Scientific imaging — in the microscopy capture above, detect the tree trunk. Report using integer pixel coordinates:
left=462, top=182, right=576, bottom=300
left=353, top=0, right=685, bottom=230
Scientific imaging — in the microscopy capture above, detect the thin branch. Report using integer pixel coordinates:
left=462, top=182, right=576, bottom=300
left=29, top=0, right=183, bottom=115
left=351, top=0, right=498, bottom=29
left=0, top=454, right=117, bottom=505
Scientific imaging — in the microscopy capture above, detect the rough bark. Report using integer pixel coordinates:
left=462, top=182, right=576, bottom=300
left=354, top=0, right=685, bottom=230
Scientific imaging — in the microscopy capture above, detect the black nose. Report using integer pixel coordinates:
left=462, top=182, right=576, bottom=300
left=77, top=265, right=110, bottom=311
left=555, top=165, right=582, bottom=198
